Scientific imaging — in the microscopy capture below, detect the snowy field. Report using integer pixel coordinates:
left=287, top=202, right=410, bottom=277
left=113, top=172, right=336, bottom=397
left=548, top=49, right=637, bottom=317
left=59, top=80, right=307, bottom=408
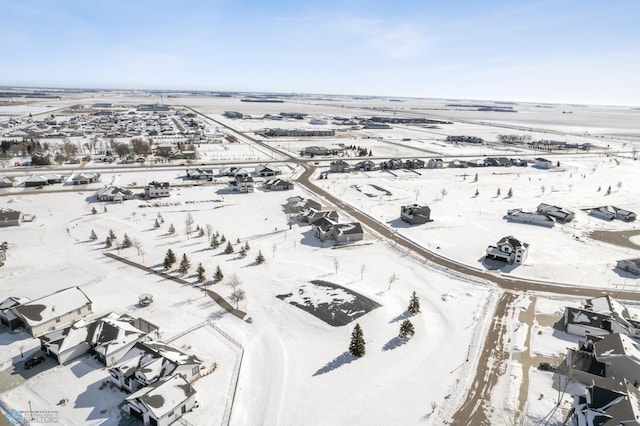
left=1, top=92, right=640, bottom=425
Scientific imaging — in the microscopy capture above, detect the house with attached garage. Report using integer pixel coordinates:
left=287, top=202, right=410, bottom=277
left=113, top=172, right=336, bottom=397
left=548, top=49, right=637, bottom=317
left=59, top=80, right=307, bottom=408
left=39, top=312, right=158, bottom=366
left=263, top=178, right=293, bottom=191
left=255, top=164, right=281, bottom=177
left=426, top=158, right=444, bottom=169
left=536, top=203, right=575, bottom=223
left=317, top=222, right=364, bottom=243
left=109, top=341, right=202, bottom=393
left=71, top=172, right=101, bottom=185
left=616, top=258, right=640, bottom=275
left=355, top=160, right=377, bottom=171
left=589, top=205, right=636, bottom=222
left=330, top=160, right=351, bottom=173
left=569, top=380, right=640, bottom=426
left=534, top=157, right=554, bottom=169
left=0, top=208, right=23, bottom=227
left=10, top=286, right=93, bottom=337
left=123, top=374, right=197, bottom=426
left=96, top=186, right=134, bottom=202
left=485, top=236, right=529, bottom=265
left=286, top=197, right=321, bottom=213
left=504, top=208, right=555, bottom=227
left=0, top=177, right=17, bottom=188
left=300, top=208, right=339, bottom=224
left=400, top=204, right=431, bottom=225
left=563, top=295, right=640, bottom=338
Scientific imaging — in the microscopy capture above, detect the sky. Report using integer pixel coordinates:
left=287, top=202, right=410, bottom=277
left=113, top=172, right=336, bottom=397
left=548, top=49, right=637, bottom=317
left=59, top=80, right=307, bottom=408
left=2, top=0, right=640, bottom=105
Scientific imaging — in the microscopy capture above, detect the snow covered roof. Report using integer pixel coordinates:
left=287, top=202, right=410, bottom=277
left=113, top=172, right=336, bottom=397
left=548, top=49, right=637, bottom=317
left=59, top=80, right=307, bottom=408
left=126, top=374, right=196, bottom=419
left=594, top=334, right=640, bottom=362
left=0, top=296, right=30, bottom=311
left=334, top=222, right=364, bottom=236
left=12, top=286, right=92, bottom=327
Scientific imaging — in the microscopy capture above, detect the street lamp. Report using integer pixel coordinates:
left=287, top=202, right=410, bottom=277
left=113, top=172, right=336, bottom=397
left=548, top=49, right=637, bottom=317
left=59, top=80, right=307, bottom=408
left=28, top=400, right=33, bottom=420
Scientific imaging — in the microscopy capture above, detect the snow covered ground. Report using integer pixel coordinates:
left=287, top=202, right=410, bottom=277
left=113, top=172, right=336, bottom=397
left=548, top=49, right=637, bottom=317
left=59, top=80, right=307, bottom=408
left=1, top=93, right=640, bottom=425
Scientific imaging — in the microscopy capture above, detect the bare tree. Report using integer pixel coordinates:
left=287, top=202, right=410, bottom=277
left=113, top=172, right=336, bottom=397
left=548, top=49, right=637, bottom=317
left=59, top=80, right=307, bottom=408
left=230, top=288, right=246, bottom=309
left=440, top=188, right=447, bottom=200
left=184, top=213, right=194, bottom=240
left=388, top=272, right=398, bottom=290
left=205, top=224, right=213, bottom=239
left=227, top=273, right=242, bottom=290
left=333, top=257, right=340, bottom=273
left=414, top=188, right=420, bottom=202
left=360, top=264, right=366, bottom=280
left=132, top=238, right=143, bottom=256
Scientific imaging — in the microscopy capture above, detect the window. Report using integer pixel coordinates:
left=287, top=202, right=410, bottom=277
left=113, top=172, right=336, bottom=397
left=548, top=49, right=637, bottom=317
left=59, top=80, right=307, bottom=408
left=192, top=366, right=200, bottom=376
left=77, top=309, right=82, bottom=314
left=168, top=411, right=174, bottom=417
left=55, top=317, right=60, bottom=323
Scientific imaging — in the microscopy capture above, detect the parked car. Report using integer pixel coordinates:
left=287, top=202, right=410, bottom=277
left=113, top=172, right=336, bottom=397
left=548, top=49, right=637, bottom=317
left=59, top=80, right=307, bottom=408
left=24, top=355, right=46, bottom=369
left=538, top=362, right=555, bottom=372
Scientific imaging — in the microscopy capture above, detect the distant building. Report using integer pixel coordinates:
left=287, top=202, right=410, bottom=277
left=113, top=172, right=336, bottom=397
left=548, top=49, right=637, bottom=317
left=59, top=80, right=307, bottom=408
left=263, top=129, right=335, bottom=137
left=485, top=236, right=529, bottom=264
left=71, top=173, right=101, bottom=185
left=590, top=206, right=636, bottom=222
left=96, top=186, right=134, bottom=202
left=264, top=178, right=293, bottom=191
left=0, top=177, right=17, bottom=188
left=223, top=111, right=243, bottom=119
left=255, top=164, right=282, bottom=177
left=0, top=208, right=23, bottom=227
left=145, top=181, right=170, bottom=198
left=227, top=176, right=254, bottom=193
left=400, top=204, right=431, bottom=225
left=616, top=258, right=640, bottom=276
left=330, top=160, right=351, bottom=173
left=536, top=203, right=575, bottom=223
left=504, top=208, right=555, bottom=227
left=534, top=157, right=554, bottom=169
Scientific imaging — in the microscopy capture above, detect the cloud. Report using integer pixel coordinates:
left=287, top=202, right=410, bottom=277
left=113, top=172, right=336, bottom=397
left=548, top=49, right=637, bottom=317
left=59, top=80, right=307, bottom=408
left=337, top=17, right=430, bottom=59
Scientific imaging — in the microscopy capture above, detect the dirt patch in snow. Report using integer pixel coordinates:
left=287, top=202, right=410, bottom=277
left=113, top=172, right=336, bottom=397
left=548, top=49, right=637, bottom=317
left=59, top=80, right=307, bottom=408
left=276, top=280, right=381, bottom=326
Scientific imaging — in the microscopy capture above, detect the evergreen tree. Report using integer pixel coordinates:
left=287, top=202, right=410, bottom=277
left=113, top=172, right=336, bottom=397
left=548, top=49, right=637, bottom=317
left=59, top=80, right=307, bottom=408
left=168, top=223, right=175, bottom=235
left=244, top=241, right=250, bottom=251
left=154, top=219, right=160, bottom=228
left=399, top=319, right=415, bottom=339
left=91, top=206, right=97, bottom=215
left=164, top=249, right=176, bottom=270
left=408, top=291, right=421, bottom=314
left=105, top=236, right=113, bottom=248
left=220, top=234, right=226, bottom=243
left=474, top=189, right=479, bottom=197
left=236, top=237, right=241, bottom=244
left=108, top=229, right=116, bottom=241
left=89, top=230, right=98, bottom=241
left=210, top=235, right=219, bottom=249
left=348, top=323, right=366, bottom=357
left=179, top=254, right=191, bottom=275
left=122, top=233, right=132, bottom=248
left=197, top=263, right=206, bottom=283
left=507, top=187, right=513, bottom=197
left=496, top=188, right=501, bottom=197
left=224, top=241, right=234, bottom=254
left=103, top=206, right=108, bottom=213
left=157, top=212, right=164, bottom=223
left=255, top=250, right=265, bottom=264
left=198, top=228, right=205, bottom=237
left=214, top=266, right=224, bottom=282
left=239, top=246, right=247, bottom=258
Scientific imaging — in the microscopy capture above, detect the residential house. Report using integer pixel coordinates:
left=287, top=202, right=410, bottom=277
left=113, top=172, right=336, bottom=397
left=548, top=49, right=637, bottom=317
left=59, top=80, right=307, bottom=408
left=300, top=208, right=339, bottom=224
left=617, top=258, right=640, bottom=276
left=534, top=157, right=554, bottom=169
left=426, top=159, right=444, bottom=169
left=0, top=177, right=17, bottom=188
left=285, top=197, right=321, bottom=213
left=590, top=206, right=616, bottom=221
left=10, top=286, right=93, bottom=337
left=485, top=236, right=529, bottom=264
left=504, top=209, right=555, bottom=227
left=227, top=176, right=254, bottom=193
left=311, top=217, right=338, bottom=241
left=467, top=159, right=486, bottom=168
left=39, top=313, right=158, bottom=366
left=379, top=159, right=403, bottom=170
left=510, top=158, right=527, bottom=167
left=355, top=160, right=377, bottom=171
left=570, top=381, right=640, bottom=426
left=563, top=296, right=640, bottom=338
left=0, top=297, right=30, bottom=330
left=145, top=181, right=170, bottom=198
left=255, top=164, right=282, bottom=177
left=404, top=159, right=425, bottom=169
left=109, top=341, right=202, bottom=393
left=304, top=146, right=331, bottom=156
left=330, top=160, right=351, bottom=173
left=96, top=186, right=134, bottom=202
left=0, top=208, right=23, bottom=227
left=536, top=203, right=575, bottom=223
left=447, top=160, right=468, bottom=168
left=223, top=111, right=243, bottom=119
left=185, top=168, right=214, bottom=181
left=71, top=173, right=101, bottom=185
left=326, top=222, right=365, bottom=243
left=123, top=374, right=197, bottom=426
left=400, top=204, right=431, bottom=225
left=24, top=175, right=49, bottom=187
left=484, top=157, right=511, bottom=167
left=614, top=207, right=637, bottom=222
left=264, top=178, right=293, bottom=191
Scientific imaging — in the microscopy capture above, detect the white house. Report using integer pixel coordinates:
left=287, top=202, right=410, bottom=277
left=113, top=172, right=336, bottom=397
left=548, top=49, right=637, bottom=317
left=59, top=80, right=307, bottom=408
left=504, top=209, right=555, bottom=227
left=11, top=286, right=93, bottom=337
left=485, top=236, right=529, bottom=264
left=145, top=181, right=170, bottom=198
left=255, top=164, right=281, bottom=177
left=227, top=176, right=254, bottom=193
left=0, top=208, right=23, bottom=227
left=534, top=157, right=554, bottom=169
left=96, top=186, right=134, bottom=202
left=123, top=374, right=197, bottom=426
left=564, top=296, right=638, bottom=338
